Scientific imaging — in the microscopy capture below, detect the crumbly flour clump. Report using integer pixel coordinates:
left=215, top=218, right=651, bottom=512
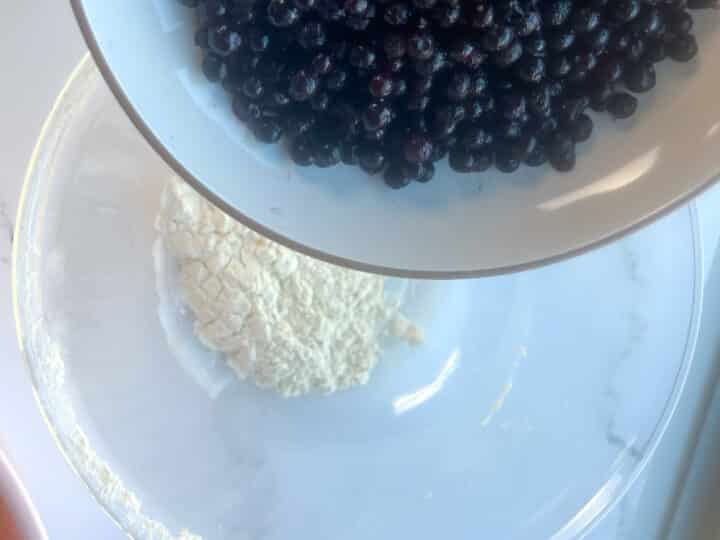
left=156, top=180, right=422, bottom=397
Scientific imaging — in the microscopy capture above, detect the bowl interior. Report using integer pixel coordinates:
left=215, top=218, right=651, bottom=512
left=74, top=0, right=720, bottom=275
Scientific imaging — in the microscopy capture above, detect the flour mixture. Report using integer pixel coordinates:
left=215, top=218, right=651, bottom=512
left=156, top=180, right=422, bottom=397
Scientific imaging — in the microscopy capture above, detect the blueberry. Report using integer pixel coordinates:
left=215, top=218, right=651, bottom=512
left=290, top=136, right=315, bottom=165
left=416, top=162, right=435, bottom=182
left=433, top=4, right=461, bottom=27
left=267, top=0, right=300, bottom=27
left=350, top=45, right=377, bottom=69
left=524, top=143, right=547, bottom=166
left=242, top=76, right=265, bottom=100
left=384, top=164, right=412, bottom=188
left=495, top=152, right=521, bottom=173
left=408, top=33, right=436, bottom=60
left=624, top=62, right=656, bottom=92
left=232, top=94, right=262, bottom=122
left=543, top=0, right=573, bottom=26
left=668, top=34, right=698, bottom=62
left=202, top=53, right=227, bottom=82
left=449, top=148, right=477, bottom=172
left=606, top=92, right=638, bottom=119
left=289, top=70, right=319, bottom=101
left=461, top=125, right=492, bottom=149
left=515, top=56, right=545, bottom=83
left=384, top=3, right=411, bottom=25
left=404, top=135, right=434, bottom=162
left=311, top=91, right=331, bottom=111
left=297, top=22, right=326, bottom=49
left=340, top=141, right=359, bottom=164
left=493, top=39, right=523, bottom=67
left=314, top=142, right=342, bottom=167
left=363, top=103, right=393, bottom=130
left=326, top=69, right=348, bottom=91
left=481, top=25, right=514, bottom=51
left=384, top=34, right=407, bottom=58
left=344, top=0, right=368, bottom=15
left=547, top=132, right=576, bottom=171
left=358, top=145, right=386, bottom=173
left=447, top=71, right=471, bottom=101
left=369, top=74, right=394, bottom=98
left=208, top=24, right=243, bottom=56
left=569, top=114, right=594, bottom=142
left=571, top=8, right=601, bottom=33
left=251, top=117, right=284, bottom=142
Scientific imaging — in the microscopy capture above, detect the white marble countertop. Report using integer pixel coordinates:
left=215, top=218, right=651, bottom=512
left=3, top=2, right=720, bottom=539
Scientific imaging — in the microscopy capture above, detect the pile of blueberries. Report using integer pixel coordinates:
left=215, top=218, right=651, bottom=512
left=179, top=0, right=707, bottom=188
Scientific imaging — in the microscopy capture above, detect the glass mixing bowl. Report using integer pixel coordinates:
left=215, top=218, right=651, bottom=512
left=13, top=57, right=703, bottom=540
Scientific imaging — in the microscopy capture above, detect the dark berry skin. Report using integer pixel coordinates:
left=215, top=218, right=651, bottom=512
left=496, top=152, right=521, bottom=173
left=252, top=118, right=284, bottom=142
left=515, top=56, right=545, bottom=84
left=571, top=8, right=601, bottom=33
left=340, top=141, right=359, bottom=165
left=208, top=24, right=243, bottom=56
left=404, top=135, right=434, bottom=162
left=569, top=114, right=594, bottom=142
left=548, top=29, right=576, bottom=52
left=493, top=39, right=523, bottom=67
left=314, top=142, right=342, bottom=167
left=449, top=148, right=477, bottom=172
left=611, top=0, right=641, bottom=23
left=349, top=45, right=377, bottom=69
left=408, top=33, right=436, bottom=60
left=624, top=62, right=656, bottom=92
left=547, top=132, right=576, bottom=172
left=368, top=74, right=394, bottom=98
left=461, top=125, right=492, bottom=149
left=289, top=70, right=319, bottom=101
left=416, top=162, right=435, bottom=182
left=481, top=25, right=514, bottom=51
left=267, top=0, right=300, bottom=27
left=232, top=94, right=262, bottom=122
left=290, top=136, right=315, bottom=165
left=180, top=0, right=706, bottom=182
left=358, top=146, right=386, bottom=173
left=202, top=53, right=227, bottom=82
left=363, top=103, right=393, bottom=131
left=242, top=77, right=265, bottom=100
left=433, top=4, right=461, bottom=27
left=384, top=3, right=411, bottom=25
left=297, top=22, right=326, bottom=49
left=325, top=70, right=348, bottom=91
left=384, top=34, right=407, bottom=58
left=584, top=27, right=611, bottom=54
left=447, top=71, right=471, bottom=101
left=384, top=164, right=412, bottom=188
left=668, top=34, right=698, bottom=62
left=524, top=143, right=547, bottom=166
left=543, top=0, right=573, bottom=26
left=595, top=56, right=624, bottom=83
left=607, top=92, right=638, bottom=119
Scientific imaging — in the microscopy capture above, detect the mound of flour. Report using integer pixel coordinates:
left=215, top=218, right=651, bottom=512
left=156, top=180, right=422, bottom=397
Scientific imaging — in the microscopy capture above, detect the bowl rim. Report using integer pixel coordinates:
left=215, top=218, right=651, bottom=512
left=68, top=0, right=720, bottom=279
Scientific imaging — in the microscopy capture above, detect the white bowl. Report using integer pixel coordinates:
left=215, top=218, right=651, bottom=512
left=71, top=0, right=720, bottom=277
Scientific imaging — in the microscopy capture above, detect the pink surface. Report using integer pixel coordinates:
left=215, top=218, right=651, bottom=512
left=0, top=450, right=46, bottom=540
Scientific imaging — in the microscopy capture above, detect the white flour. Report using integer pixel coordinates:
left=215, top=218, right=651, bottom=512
left=156, top=179, right=422, bottom=397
